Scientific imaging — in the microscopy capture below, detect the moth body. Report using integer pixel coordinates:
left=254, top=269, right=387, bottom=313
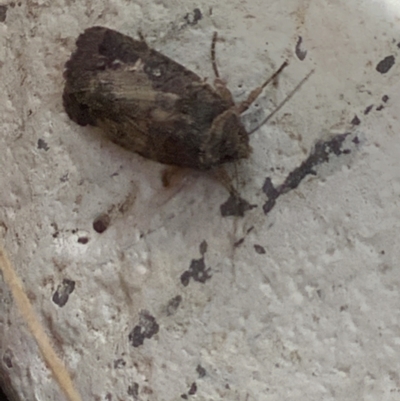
left=63, top=27, right=251, bottom=170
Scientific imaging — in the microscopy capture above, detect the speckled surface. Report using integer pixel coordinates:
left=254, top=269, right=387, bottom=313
left=1, top=1, right=400, bottom=400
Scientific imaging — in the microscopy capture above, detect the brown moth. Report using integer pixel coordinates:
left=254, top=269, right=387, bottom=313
left=63, top=26, right=287, bottom=171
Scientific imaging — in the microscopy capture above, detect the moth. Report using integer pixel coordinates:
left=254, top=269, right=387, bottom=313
left=63, top=26, right=288, bottom=171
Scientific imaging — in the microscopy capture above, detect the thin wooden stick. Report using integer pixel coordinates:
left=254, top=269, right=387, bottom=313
left=0, top=244, right=83, bottom=401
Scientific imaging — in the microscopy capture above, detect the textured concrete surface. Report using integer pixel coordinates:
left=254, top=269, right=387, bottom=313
left=1, top=1, right=400, bottom=400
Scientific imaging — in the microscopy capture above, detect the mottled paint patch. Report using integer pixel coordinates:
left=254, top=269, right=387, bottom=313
left=52, top=279, right=76, bottom=307
left=128, top=310, right=159, bottom=347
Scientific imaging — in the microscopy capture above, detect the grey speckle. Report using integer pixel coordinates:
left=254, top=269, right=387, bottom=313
left=351, top=115, right=361, bottom=125
left=37, top=138, right=49, bottom=151
left=196, top=364, right=206, bottom=378
left=0, top=6, right=7, bottom=23
left=3, top=348, right=13, bottom=368
left=127, top=383, right=139, bottom=398
left=165, top=295, right=182, bottom=316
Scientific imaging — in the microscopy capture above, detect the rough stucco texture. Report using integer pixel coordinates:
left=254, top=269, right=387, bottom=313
left=1, top=1, right=400, bottom=400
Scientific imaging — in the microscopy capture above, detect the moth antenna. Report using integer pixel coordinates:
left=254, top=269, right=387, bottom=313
left=211, top=31, right=220, bottom=78
left=249, top=68, right=315, bottom=135
left=237, top=61, right=289, bottom=114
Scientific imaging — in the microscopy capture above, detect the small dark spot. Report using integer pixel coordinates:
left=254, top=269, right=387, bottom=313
left=351, top=115, right=361, bottom=125
left=3, top=348, right=13, bottom=368
left=127, top=383, right=139, bottom=398
left=398, top=42, right=400, bottom=49
left=183, top=8, right=202, bottom=26
left=188, top=382, right=197, bottom=395
left=180, top=256, right=212, bottom=286
left=376, top=104, right=384, bottom=111
left=113, top=358, right=126, bottom=369
left=254, top=244, right=266, bottom=254
left=220, top=194, right=257, bottom=217
left=93, top=213, right=110, bottom=233
left=376, top=55, right=395, bottom=73
left=381, top=250, right=385, bottom=255
left=196, top=364, right=206, bottom=378
left=128, top=310, right=159, bottom=347
left=0, top=5, right=7, bottom=23
left=37, top=138, right=49, bottom=151
left=181, top=395, right=188, bottom=400
left=316, top=289, right=322, bottom=298
left=295, top=36, right=307, bottom=60
left=165, top=295, right=182, bottom=316
left=199, top=240, right=207, bottom=255
left=340, top=305, right=348, bottom=312
left=234, top=238, right=245, bottom=248
left=77, top=236, right=89, bottom=244
left=60, top=173, right=69, bottom=182
left=233, top=226, right=254, bottom=247
left=51, top=222, right=59, bottom=238
left=52, top=279, right=76, bottom=307
left=382, top=95, right=389, bottom=103
left=364, top=105, right=373, bottom=115
left=352, top=136, right=360, bottom=145
left=262, top=177, right=278, bottom=198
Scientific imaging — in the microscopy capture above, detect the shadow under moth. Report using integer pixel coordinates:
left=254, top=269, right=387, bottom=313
left=63, top=26, right=288, bottom=171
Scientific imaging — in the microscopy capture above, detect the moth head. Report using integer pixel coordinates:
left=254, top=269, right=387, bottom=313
left=202, top=110, right=251, bottom=169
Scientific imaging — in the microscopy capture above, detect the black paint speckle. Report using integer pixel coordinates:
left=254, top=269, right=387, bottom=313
left=52, top=279, right=75, bottom=307
left=351, top=115, right=361, bottom=126
left=254, top=244, right=266, bottom=254
left=220, top=195, right=257, bottom=217
left=364, top=104, right=373, bottom=115
left=263, top=133, right=354, bottom=215
left=376, top=55, right=395, bottom=74
left=382, top=95, right=389, bottom=103
left=0, top=5, right=7, bottom=22
left=128, top=310, right=159, bottom=347
left=376, top=104, right=384, bottom=111
left=188, top=382, right=197, bottom=395
left=181, top=257, right=211, bottom=286
left=184, top=8, right=202, bottom=25
left=181, top=242, right=212, bottom=286
left=77, top=236, right=89, bottom=244
left=295, top=36, right=307, bottom=61
left=93, top=213, right=110, bottom=233
left=37, top=138, right=49, bottom=151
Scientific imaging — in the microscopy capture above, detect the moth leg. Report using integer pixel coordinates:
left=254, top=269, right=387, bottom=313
left=161, top=166, right=194, bottom=188
left=137, top=30, right=149, bottom=47
left=211, top=166, right=238, bottom=197
left=211, top=31, right=235, bottom=104
left=236, top=61, right=289, bottom=114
